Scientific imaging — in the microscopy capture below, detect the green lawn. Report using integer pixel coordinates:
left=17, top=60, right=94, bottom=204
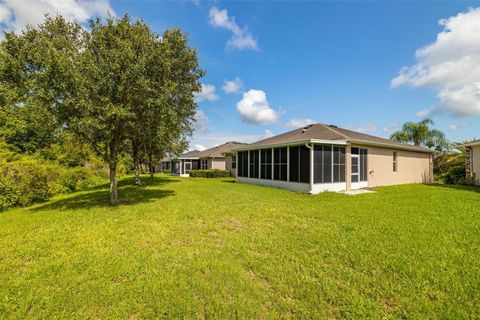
left=1, top=175, right=479, bottom=319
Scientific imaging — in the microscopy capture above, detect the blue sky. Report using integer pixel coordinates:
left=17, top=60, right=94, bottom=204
left=1, top=0, right=479, bottom=149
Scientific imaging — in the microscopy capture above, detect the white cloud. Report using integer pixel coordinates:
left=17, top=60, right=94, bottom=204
left=347, top=123, right=379, bottom=134
left=0, top=0, right=114, bottom=34
left=285, top=118, right=316, bottom=129
left=448, top=122, right=468, bottom=131
left=236, top=89, right=279, bottom=125
left=383, top=122, right=401, bottom=133
left=222, top=77, right=243, bottom=94
left=391, top=7, right=480, bottom=118
left=260, top=129, right=274, bottom=140
left=194, top=84, right=219, bottom=103
left=190, top=131, right=264, bottom=150
left=208, top=6, right=258, bottom=51
left=194, top=144, right=207, bottom=151
left=194, top=110, right=209, bottom=132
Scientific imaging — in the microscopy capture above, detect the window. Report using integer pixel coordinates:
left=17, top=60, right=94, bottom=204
left=185, top=161, right=192, bottom=173
left=299, top=146, right=310, bottom=183
left=333, top=146, right=346, bottom=182
left=360, top=149, right=368, bottom=181
left=351, top=147, right=367, bottom=182
left=238, top=151, right=248, bottom=177
left=393, top=151, right=397, bottom=172
left=289, top=146, right=299, bottom=182
left=273, top=147, right=287, bottom=181
left=351, top=156, right=359, bottom=182
left=260, top=149, right=272, bottom=179
left=200, top=159, right=208, bottom=170
left=249, top=150, right=259, bottom=178
left=314, top=145, right=333, bottom=183
left=232, top=155, right=237, bottom=169
left=289, top=146, right=310, bottom=183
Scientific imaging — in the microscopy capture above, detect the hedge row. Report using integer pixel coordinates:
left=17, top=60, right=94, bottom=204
left=189, top=169, right=230, bottom=178
left=0, top=159, right=108, bottom=211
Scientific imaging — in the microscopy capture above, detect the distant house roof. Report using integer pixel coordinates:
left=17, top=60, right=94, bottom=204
left=233, top=123, right=433, bottom=153
left=461, top=139, right=480, bottom=147
left=196, top=141, right=249, bottom=158
left=177, top=150, right=202, bottom=159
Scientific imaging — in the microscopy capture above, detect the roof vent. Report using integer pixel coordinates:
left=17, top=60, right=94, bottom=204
left=302, top=124, right=314, bottom=133
left=329, top=124, right=338, bottom=128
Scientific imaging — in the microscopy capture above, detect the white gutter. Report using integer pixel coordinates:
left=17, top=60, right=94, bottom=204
left=233, top=139, right=348, bottom=152
left=350, top=139, right=433, bottom=153
left=461, top=141, right=480, bottom=147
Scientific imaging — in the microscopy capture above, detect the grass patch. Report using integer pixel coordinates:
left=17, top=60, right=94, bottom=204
left=1, top=175, right=479, bottom=318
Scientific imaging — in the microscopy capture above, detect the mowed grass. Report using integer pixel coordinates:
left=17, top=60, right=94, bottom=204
left=0, top=175, right=479, bottom=319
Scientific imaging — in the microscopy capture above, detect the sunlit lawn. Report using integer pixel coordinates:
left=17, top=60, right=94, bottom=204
left=1, top=174, right=479, bottom=318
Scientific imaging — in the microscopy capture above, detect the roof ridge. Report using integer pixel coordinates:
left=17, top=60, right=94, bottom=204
left=318, top=123, right=350, bottom=139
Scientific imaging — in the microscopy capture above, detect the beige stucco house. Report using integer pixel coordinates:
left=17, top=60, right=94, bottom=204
left=232, top=123, right=433, bottom=194
left=165, top=142, right=247, bottom=177
left=463, top=140, right=480, bottom=185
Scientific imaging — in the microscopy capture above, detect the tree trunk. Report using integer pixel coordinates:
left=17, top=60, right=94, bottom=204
left=109, top=144, right=119, bottom=205
left=132, top=141, right=142, bottom=187
left=149, top=154, right=154, bottom=179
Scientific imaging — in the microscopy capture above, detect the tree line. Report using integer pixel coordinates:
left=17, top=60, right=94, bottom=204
left=0, top=15, right=204, bottom=204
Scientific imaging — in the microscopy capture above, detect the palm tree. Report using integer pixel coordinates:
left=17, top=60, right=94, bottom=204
left=390, top=119, right=448, bottom=151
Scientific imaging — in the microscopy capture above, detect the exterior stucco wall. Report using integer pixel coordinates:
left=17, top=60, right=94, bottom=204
left=359, top=145, right=432, bottom=187
left=472, top=145, right=480, bottom=185
left=225, top=155, right=236, bottom=177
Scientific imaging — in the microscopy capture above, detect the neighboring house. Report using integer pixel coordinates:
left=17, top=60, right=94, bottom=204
left=156, top=154, right=174, bottom=172
left=167, top=142, right=248, bottom=177
left=232, top=123, right=433, bottom=194
left=170, top=150, right=201, bottom=177
left=463, top=140, right=480, bottom=185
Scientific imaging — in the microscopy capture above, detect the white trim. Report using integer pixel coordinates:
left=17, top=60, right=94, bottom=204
left=351, top=139, right=432, bottom=153
left=236, top=177, right=347, bottom=194
left=271, top=148, right=274, bottom=180
left=286, top=146, right=290, bottom=182
left=351, top=181, right=368, bottom=190
left=247, top=150, right=250, bottom=178
left=311, top=182, right=347, bottom=193
left=237, top=177, right=311, bottom=193
left=461, top=141, right=480, bottom=147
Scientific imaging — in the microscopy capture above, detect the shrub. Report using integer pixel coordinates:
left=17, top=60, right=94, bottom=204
left=189, top=169, right=230, bottom=178
left=440, top=164, right=466, bottom=185
left=59, top=167, right=104, bottom=192
left=0, top=160, right=56, bottom=209
left=0, top=157, right=108, bottom=211
left=0, top=171, right=20, bottom=211
left=162, top=170, right=171, bottom=175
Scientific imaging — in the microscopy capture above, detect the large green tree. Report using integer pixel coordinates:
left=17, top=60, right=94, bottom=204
left=76, top=16, right=202, bottom=203
left=0, top=15, right=203, bottom=204
left=390, top=119, right=448, bottom=151
left=0, top=16, right=83, bottom=153
left=132, top=29, right=202, bottom=183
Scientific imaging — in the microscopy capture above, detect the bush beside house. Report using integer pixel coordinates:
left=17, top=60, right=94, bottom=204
left=189, top=169, right=230, bottom=178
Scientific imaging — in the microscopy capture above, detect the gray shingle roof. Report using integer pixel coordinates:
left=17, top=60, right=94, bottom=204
left=233, top=123, right=433, bottom=153
left=195, top=141, right=249, bottom=158
left=177, top=150, right=202, bottom=159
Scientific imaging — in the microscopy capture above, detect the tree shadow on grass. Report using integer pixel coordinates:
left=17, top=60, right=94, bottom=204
left=30, top=175, right=179, bottom=212
left=424, top=183, right=480, bottom=194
